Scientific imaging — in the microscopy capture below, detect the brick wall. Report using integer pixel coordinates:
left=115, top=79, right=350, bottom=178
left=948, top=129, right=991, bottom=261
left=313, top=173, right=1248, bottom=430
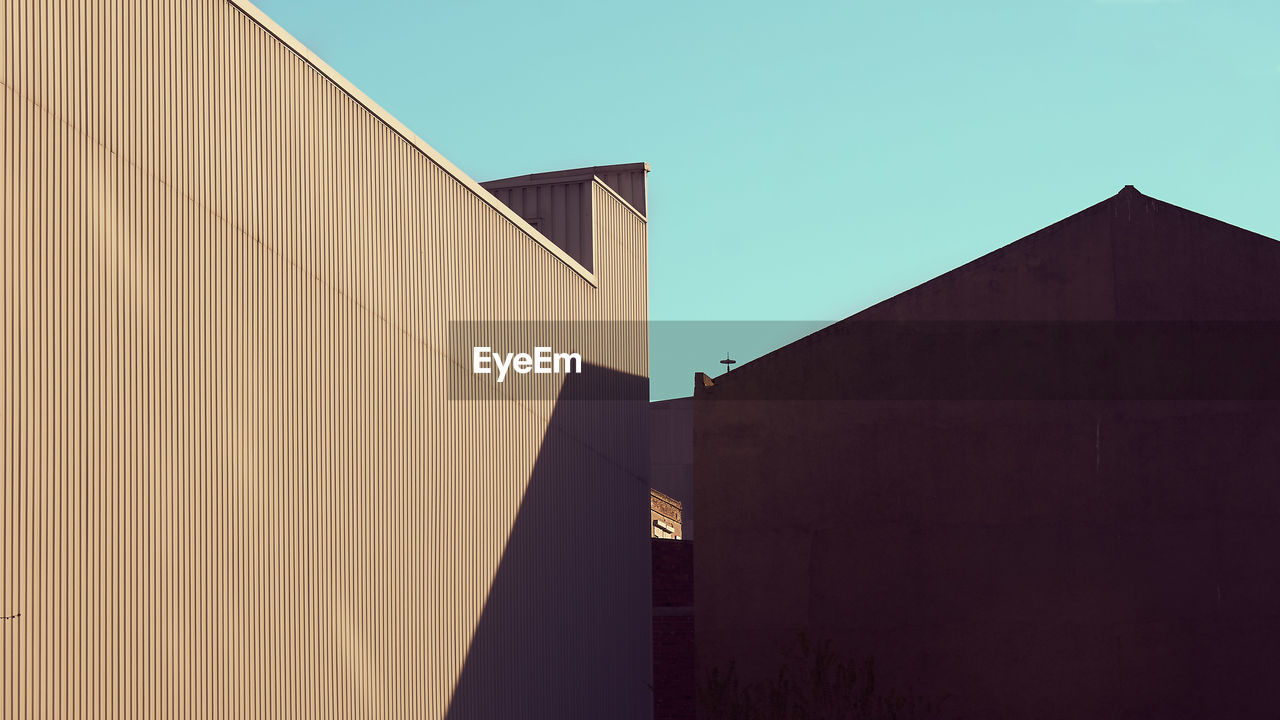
left=652, top=488, right=684, bottom=539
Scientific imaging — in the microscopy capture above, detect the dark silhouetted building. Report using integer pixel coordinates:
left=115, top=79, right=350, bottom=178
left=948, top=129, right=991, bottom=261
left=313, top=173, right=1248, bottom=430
left=653, top=537, right=696, bottom=720
left=652, top=397, right=696, bottom=719
left=652, top=397, right=696, bottom=539
left=694, top=187, right=1280, bottom=719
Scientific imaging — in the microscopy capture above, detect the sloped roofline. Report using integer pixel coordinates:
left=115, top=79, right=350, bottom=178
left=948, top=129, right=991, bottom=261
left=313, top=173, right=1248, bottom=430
left=225, top=0, right=600, bottom=287
left=484, top=164, right=651, bottom=222
left=706, top=186, right=1279, bottom=387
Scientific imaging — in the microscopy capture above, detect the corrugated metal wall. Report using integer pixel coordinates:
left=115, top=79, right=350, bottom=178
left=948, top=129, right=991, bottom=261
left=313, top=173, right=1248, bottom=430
left=485, top=182, right=593, bottom=271
left=0, top=1, right=650, bottom=717
left=594, top=167, right=648, bottom=217
left=481, top=164, right=650, bottom=272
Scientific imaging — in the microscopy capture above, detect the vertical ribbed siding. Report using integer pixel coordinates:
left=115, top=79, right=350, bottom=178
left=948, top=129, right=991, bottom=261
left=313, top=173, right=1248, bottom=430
left=486, top=181, right=594, bottom=271
left=0, top=1, right=650, bottom=718
left=595, top=168, right=648, bottom=217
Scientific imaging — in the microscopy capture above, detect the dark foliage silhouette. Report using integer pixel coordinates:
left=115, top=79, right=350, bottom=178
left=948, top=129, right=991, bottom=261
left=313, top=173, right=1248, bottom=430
left=701, top=634, right=943, bottom=720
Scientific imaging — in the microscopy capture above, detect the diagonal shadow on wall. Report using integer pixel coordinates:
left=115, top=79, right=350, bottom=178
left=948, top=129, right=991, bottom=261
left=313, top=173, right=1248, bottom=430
left=445, top=362, right=652, bottom=720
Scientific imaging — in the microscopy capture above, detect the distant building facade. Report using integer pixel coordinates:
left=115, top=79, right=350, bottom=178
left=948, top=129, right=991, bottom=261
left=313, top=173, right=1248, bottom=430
left=651, top=489, right=684, bottom=539
left=694, top=187, right=1280, bottom=719
left=650, top=398, right=696, bottom=719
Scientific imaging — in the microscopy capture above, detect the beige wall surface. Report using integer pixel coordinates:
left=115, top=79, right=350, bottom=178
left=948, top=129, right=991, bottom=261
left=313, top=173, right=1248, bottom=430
left=0, top=1, right=650, bottom=717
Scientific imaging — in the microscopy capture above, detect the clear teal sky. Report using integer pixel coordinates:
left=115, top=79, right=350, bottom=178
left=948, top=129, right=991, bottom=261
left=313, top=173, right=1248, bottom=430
left=255, top=0, right=1279, bottom=398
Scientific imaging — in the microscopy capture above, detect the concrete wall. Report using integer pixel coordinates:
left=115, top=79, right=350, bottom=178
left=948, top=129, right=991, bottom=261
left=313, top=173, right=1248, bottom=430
left=694, top=188, right=1280, bottom=719
left=0, top=1, right=651, bottom=717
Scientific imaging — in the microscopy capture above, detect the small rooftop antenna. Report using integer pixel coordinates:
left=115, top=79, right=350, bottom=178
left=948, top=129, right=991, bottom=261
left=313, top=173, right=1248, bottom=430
left=720, top=352, right=737, bottom=372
